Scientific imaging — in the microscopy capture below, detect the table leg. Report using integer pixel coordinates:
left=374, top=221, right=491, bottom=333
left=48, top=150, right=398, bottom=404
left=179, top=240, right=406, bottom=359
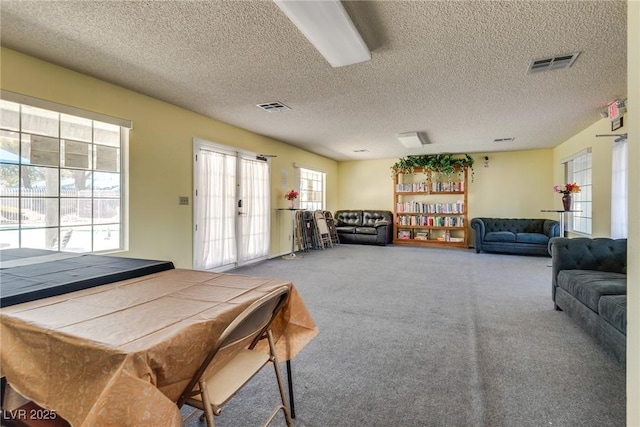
left=286, top=360, right=295, bottom=418
left=283, top=210, right=301, bottom=260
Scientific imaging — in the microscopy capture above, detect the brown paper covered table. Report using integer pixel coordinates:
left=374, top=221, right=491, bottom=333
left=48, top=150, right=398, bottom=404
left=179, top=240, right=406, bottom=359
left=0, top=269, right=318, bottom=426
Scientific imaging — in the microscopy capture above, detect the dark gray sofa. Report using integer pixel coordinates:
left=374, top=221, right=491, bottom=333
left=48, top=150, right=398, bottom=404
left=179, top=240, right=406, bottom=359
left=334, top=210, right=393, bottom=245
left=550, top=237, right=627, bottom=366
left=471, top=217, right=559, bottom=256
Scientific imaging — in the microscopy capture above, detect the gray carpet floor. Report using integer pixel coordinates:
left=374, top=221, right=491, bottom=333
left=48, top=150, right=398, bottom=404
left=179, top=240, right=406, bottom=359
left=183, top=244, right=625, bottom=427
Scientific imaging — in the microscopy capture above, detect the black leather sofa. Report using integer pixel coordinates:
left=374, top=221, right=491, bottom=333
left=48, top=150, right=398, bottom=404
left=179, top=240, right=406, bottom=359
left=471, top=217, right=559, bottom=256
left=334, top=210, right=393, bottom=245
left=550, top=237, right=627, bottom=366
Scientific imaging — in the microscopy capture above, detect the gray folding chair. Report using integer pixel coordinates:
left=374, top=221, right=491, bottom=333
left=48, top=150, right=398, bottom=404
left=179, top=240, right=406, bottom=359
left=323, top=211, right=340, bottom=245
left=178, top=286, right=293, bottom=427
left=313, top=210, right=333, bottom=249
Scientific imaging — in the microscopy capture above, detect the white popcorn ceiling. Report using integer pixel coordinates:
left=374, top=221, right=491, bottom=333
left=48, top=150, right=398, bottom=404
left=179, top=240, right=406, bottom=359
left=0, top=0, right=627, bottom=161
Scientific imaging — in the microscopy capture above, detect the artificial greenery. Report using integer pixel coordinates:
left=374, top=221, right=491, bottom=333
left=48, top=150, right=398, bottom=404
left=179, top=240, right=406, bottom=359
left=391, top=154, right=475, bottom=177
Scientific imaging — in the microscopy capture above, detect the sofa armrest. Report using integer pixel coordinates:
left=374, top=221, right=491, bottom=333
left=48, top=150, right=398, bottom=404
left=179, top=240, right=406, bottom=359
left=549, top=237, right=627, bottom=300
left=373, top=223, right=392, bottom=245
left=470, top=218, right=486, bottom=253
left=543, top=220, right=560, bottom=238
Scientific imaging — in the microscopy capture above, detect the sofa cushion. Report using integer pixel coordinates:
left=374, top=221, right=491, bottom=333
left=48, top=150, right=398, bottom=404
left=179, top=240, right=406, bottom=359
left=354, top=226, right=377, bottom=235
left=557, top=270, right=627, bottom=312
left=484, top=231, right=516, bottom=243
left=335, top=211, right=362, bottom=227
left=362, top=211, right=393, bottom=226
left=483, top=218, right=544, bottom=234
left=515, top=233, right=549, bottom=245
left=336, top=226, right=356, bottom=234
left=599, top=295, right=627, bottom=334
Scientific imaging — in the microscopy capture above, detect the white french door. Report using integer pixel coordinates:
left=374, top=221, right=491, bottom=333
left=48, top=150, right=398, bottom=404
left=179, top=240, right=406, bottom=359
left=193, top=139, right=270, bottom=271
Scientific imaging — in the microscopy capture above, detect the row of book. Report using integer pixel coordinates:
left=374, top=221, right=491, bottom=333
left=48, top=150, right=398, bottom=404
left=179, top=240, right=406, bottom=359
left=395, top=182, right=426, bottom=192
left=395, top=181, right=465, bottom=193
left=431, top=181, right=464, bottom=192
left=396, top=215, right=465, bottom=227
left=395, top=201, right=465, bottom=214
left=397, top=229, right=465, bottom=242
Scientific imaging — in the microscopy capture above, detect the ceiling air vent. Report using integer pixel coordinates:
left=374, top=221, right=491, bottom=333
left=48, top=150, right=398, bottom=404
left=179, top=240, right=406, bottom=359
left=256, top=101, right=291, bottom=112
left=493, top=137, right=515, bottom=143
left=527, top=52, right=580, bottom=74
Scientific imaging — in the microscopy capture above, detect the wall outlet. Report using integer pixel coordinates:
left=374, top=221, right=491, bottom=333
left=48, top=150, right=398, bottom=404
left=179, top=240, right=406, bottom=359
left=179, top=196, right=189, bottom=205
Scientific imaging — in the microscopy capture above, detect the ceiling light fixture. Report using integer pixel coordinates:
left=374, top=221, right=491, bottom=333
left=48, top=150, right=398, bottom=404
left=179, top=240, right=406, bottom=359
left=397, top=132, right=426, bottom=149
left=274, top=0, right=371, bottom=68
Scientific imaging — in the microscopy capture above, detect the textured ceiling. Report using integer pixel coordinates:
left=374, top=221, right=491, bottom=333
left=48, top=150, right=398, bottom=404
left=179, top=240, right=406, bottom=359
left=0, top=0, right=627, bottom=161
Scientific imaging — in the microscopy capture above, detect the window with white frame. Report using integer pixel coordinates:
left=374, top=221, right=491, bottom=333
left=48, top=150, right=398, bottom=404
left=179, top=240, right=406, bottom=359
left=0, top=95, right=129, bottom=252
left=564, top=149, right=592, bottom=235
left=298, top=167, right=325, bottom=211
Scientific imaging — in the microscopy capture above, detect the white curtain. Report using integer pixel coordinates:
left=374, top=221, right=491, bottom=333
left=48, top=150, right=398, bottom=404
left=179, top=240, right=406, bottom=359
left=195, top=149, right=237, bottom=270
left=611, top=138, right=628, bottom=238
left=238, top=158, right=270, bottom=262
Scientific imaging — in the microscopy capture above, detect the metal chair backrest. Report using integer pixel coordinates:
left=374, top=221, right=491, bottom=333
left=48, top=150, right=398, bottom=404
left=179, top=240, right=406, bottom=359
left=314, top=210, right=330, bottom=234
left=177, top=286, right=290, bottom=407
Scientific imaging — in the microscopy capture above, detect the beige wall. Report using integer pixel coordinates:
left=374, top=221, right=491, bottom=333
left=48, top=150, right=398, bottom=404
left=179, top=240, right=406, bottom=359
left=627, top=1, right=638, bottom=424
left=337, top=159, right=396, bottom=210
left=338, top=150, right=555, bottom=221
left=552, top=117, right=627, bottom=237
left=0, top=47, right=338, bottom=266
left=467, top=150, right=555, bottom=219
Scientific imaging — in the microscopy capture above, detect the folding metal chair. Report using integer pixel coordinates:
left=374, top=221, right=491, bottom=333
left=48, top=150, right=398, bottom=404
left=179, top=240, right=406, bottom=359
left=178, top=286, right=293, bottom=427
left=313, top=211, right=333, bottom=249
left=323, top=211, right=340, bottom=245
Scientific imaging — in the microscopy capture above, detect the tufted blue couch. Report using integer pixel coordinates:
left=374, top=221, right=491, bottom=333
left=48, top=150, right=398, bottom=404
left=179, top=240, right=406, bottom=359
left=471, top=217, right=559, bottom=256
left=550, top=237, right=627, bottom=366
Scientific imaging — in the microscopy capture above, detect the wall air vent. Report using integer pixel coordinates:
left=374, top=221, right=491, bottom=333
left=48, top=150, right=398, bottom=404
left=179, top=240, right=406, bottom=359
left=527, top=52, right=580, bottom=74
left=256, top=101, right=291, bottom=112
left=493, top=137, right=515, bottom=143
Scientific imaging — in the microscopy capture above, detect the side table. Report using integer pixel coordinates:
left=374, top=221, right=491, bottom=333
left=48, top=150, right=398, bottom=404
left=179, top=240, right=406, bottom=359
left=540, top=209, right=581, bottom=237
left=278, top=208, right=304, bottom=259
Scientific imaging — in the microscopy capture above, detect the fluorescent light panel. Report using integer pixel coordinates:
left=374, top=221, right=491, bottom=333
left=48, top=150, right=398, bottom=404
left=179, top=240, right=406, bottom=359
left=274, top=0, right=371, bottom=68
left=397, top=132, right=426, bottom=148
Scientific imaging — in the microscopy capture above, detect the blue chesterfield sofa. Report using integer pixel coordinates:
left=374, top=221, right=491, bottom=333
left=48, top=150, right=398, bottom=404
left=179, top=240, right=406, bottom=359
left=550, top=237, right=627, bottom=366
left=471, top=217, right=559, bottom=256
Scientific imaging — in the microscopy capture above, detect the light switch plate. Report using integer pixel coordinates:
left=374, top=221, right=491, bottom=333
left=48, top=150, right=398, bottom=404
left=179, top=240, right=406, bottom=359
left=179, top=196, right=189, bottom=205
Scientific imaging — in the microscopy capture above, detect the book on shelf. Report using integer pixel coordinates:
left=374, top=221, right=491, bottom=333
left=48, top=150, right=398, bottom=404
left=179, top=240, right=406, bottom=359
left=396, top=215, right=465, bottom=227
left=414, top=231, right=429, bottom=241
left=430, top=181, right=464, bottom=192
left=396, top=182, right=426, bottom=192
left=397, top=230, right=412, bottom=239
left=395, top=201, right=465, bottom=214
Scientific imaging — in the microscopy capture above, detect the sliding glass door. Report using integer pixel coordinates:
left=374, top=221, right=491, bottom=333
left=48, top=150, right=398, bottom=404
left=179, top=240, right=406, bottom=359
left=193, top=139, right=270, bottom=271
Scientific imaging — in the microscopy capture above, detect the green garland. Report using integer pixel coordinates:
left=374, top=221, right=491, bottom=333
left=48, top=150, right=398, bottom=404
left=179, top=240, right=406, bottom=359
left=391, top=154, right=475, bottom=177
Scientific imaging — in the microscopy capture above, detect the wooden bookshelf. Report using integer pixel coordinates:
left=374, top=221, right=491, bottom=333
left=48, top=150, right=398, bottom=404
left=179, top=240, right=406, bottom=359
left=392, top=167, right=469, bottom=248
